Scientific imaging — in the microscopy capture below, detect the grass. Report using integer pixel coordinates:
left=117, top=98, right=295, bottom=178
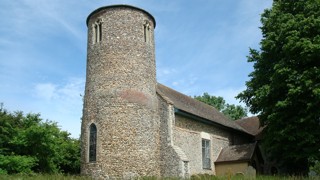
left=189, top=174, right=319, bottom=180
left=0, top=174, right=92, bottom=180
left=0, top=174, right=318, bottom=180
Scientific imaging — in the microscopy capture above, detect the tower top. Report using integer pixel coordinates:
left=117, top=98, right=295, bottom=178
left=86, top=4, right=156, bottom=27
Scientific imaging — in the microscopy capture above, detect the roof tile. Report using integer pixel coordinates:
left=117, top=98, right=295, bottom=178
left=157, top=83, right=249, bottom=133
left=215, top=143, right=257, bottom=163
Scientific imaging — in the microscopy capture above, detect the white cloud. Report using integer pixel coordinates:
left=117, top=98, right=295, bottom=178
left=172, top=81, right=179, bottom=86
left=157, top=67, right=177, bottom=77
left=210, top=87, right=246, bottom=106
left=32, top=78, right=85, bottom=137
left=34, top=78, right=84, bottom=101
left=34, top=83, right=57, bottom=101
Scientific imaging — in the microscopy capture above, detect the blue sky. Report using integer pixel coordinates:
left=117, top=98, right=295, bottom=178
left=0, top=0, right=272, bottom=138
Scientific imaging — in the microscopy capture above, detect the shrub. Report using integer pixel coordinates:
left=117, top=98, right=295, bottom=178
left=309, top=160, right=320, bottom=176
left=0, top=155, right=37, bottom=174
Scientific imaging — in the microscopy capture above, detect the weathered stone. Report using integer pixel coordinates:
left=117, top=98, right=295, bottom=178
left=81, top=4, right=255, bottom=179
left=81, top=5, right=159, bottom=179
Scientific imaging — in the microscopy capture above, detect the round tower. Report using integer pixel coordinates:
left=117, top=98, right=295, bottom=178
left=81, top=5, right=160, bottom=178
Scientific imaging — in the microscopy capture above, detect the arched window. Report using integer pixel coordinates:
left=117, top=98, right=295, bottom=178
left=144, top=21, right=151, bottom=43
left=93, top=19, right=103, bottom=44
left=89, top=123, right=97, bottom=162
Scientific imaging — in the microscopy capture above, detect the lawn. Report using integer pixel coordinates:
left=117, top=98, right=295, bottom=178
left=0, top=174, right=318, bottom=180
left=0, top=174, right=91, bottom=180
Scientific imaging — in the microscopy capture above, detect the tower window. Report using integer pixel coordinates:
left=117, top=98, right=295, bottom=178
left=98, top=23, right=102, bottom=42
left=89, top=123, right=97, bottom=162
left=94, top=25, right=98, bottom=43
left=202, top=139, right=211, bottom=169
left=144, top=21, right=151, bottom=44
left=93, top=19, right=103, bottom=44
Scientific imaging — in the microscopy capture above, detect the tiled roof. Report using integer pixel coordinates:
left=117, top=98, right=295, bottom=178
left=156, top=83, right=250, bottom=134
left=215, top=143, right=257, bottom=163
left=235, top=116, right=264, bottom=138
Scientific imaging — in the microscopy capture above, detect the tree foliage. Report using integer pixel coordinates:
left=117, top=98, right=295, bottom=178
left=237, top=0, right=320, bottom=174
left=309, top=158, right=320, bottom=176
left=0, top=104, right=80, bottom=174
left=194, top=92, right=247, bottom=120
left=0, top=155, right=37, bottom=174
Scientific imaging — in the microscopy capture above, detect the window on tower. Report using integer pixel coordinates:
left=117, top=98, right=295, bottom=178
left=89, top=123, right=97, bottom=162
left=94, top=24, right=98, bottom=43
left=144, top=21, right=151, bottom=44
left=93, top=19, right=103, bottom=44
left=98, top=22, right=102, bottom=42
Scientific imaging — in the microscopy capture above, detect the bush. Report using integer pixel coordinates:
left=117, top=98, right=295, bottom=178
left=0, top=105, right=80, bottom=174
left=0, top=155, right=37, bottom=174
left=309, top=160, right=320, bottom=176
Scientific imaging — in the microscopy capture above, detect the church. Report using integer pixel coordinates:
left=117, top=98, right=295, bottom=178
left=80, top=5, right=264, bottom=179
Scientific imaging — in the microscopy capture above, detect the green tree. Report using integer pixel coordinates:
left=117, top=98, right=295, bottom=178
left=237, top=0, right=320, bottom=174
left=57, top=132, right=81, bottom=174
left=0, top=104, right=80, bottom=174
left=194, top=93, right=247, bottom=120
